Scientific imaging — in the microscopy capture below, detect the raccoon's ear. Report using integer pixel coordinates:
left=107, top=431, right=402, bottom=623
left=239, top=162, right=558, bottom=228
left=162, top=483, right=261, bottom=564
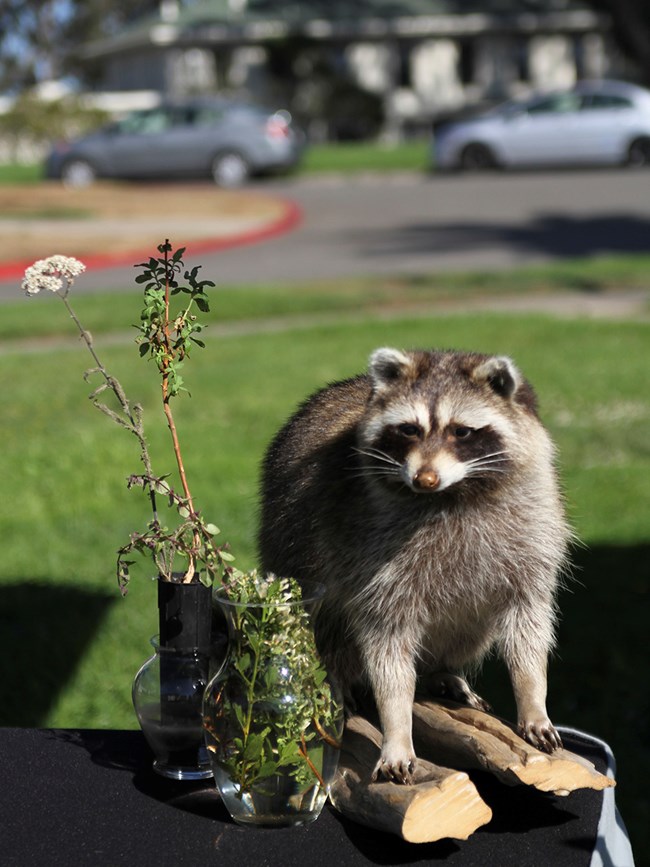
left=368, top=347, right=414, bottom=390
left=472, top=356, right=521, bottom=399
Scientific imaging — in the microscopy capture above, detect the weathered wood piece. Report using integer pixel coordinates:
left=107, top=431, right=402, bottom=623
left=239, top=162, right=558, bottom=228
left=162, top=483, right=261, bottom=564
left=329, top=715, right=493, bottom=843
left=412, top=700, right=615, bottom=797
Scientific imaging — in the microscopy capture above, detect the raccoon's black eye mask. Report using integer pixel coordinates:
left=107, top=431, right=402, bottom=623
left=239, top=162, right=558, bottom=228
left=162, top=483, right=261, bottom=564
left=396, top=423, right=422, bottom=438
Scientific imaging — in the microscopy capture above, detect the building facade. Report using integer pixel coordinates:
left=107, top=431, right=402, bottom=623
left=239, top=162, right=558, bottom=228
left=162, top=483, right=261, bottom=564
left=79, top=0, right=631, bottom=138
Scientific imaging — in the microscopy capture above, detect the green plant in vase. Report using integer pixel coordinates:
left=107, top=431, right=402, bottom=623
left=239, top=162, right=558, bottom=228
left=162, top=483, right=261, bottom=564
left=22, top=244, right=234, bottom=779
left=203, top=571, right=344, bottom=827
left=21, top=245, right=234, bottom=590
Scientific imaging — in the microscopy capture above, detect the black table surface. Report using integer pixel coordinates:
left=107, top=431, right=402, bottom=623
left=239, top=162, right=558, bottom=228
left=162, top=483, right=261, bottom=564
left=0, top=726, right=611, bottom=867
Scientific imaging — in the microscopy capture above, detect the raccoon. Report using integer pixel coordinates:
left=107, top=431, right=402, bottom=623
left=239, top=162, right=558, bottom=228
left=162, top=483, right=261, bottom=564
left=258, top=347, right=571, bottom=783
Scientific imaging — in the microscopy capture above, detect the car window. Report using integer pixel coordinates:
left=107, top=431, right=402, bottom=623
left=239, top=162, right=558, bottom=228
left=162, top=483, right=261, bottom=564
left=582, top=93, right=633, bottom=110
left=193, top=105, right=227, bottom=126
left=526, top=93, right=581, bottom=115
left=118, top=109, right=172, bottom=135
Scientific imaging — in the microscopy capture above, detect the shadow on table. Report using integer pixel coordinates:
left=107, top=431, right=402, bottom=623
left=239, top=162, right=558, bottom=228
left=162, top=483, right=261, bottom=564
left=0, top=580, right=116, bottom=726
left=53, top=727, right=233, bottom=822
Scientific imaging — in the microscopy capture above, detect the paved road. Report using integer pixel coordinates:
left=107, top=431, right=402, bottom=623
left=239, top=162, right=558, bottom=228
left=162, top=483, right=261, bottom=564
left=4, top=168, right=650, bottom=295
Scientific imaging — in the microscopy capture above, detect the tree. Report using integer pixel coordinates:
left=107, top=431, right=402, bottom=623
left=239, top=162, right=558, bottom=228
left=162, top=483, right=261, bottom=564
left=0, top=1, right=68, bottom=90
left=0, top=1, right=161, bottom=92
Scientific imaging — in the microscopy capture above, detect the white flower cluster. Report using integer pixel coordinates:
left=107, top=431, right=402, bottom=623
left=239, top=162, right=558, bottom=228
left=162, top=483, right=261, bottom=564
left=22, top=255, right=86, bottom=296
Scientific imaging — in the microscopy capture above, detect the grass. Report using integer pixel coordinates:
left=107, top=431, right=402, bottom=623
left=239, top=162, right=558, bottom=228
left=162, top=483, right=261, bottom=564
left=300, top=139, right=430, bottom=173
left=0, top=207, right=92, bottom=220
left=1, top=279, right=648, bottom=854
left=2, top=253, right=650, bottom=343
left=0, top=140, right=431, bottom=188
left=0, top=163, right=43, bottom=184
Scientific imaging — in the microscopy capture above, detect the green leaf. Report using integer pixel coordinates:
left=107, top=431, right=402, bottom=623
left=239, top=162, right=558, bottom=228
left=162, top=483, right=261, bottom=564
left=220, top=550, right=235, bottom=562
left=278, top=741, right=301, bottom=764
left=234, top=652, right=251, bottom=676
left=234, top=704, right=246, bottom=730
left=256, top=761, right=280, bottom=780
left=243, top=732, right=265, bottom=761
left=204, top=523, right=220, bottom=536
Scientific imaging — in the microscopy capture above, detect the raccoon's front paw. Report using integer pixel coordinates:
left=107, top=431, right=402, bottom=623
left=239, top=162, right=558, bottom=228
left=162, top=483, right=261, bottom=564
left=371, top=748, right=416, bottom=785
left=518, top=717, right=563, bottom=753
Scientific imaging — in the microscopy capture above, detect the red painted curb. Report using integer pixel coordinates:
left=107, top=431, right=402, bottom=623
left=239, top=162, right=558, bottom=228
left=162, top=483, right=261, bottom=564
left=0, top=196, right=302, bottom=283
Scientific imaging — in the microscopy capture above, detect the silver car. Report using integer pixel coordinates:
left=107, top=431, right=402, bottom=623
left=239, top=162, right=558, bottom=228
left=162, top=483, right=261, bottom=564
left=434, top=79, right=650, bottom=171
left=45, top=97, right=305, bottom=187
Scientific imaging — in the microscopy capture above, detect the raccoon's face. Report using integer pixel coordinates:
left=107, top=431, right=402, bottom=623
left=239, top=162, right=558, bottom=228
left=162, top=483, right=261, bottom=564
left=356, top=347, right=536, bottom=496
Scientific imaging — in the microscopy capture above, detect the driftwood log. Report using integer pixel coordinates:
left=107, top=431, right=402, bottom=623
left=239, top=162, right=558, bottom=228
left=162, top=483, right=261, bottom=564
left=329, top=700, right=614, bottom=844
left=413, top=700, right=614, bottom=796
left=328, top=714, right=492, bottom=843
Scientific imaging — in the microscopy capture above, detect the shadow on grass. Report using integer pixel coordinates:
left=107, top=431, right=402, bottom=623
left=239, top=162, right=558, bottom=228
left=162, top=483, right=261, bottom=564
left=0, top=581, right=116, bottom=726
left=478, top=542, right=649, bottom=858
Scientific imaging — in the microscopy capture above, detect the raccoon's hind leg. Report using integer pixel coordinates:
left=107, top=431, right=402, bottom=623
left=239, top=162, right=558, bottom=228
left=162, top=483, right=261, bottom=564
left=421, top=672, right=491, bottom=712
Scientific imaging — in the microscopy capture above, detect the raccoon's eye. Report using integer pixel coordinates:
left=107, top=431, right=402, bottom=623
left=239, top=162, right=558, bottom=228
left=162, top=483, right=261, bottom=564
left=397, top=423, right=421, bottom=438
left=453, top=425, right=474, bottom=440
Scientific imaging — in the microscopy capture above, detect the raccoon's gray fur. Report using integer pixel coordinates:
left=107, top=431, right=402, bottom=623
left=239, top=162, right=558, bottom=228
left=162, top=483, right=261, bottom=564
left=259, top=347, right=571, bottom=782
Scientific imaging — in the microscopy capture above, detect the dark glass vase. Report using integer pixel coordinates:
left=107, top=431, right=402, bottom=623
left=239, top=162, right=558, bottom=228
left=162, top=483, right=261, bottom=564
left=132, top=580, right=214, bottom=780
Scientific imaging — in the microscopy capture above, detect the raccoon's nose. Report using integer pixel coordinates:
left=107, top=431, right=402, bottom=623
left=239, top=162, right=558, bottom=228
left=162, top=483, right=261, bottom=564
left=412, top=469, right=440, bottom=491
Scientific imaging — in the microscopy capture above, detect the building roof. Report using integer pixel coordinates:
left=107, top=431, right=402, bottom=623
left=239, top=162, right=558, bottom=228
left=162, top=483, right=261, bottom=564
left=80, top=0, right=607, bottom=61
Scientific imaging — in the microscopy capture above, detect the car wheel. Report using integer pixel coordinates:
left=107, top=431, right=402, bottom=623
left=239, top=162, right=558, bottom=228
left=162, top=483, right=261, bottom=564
left=627, top=138, right=650, bottom=168
left=211, top=151, right=250, bottom=187
left=459, top=143, right=497, bottom=171
left=61, top=158, right=97, bottom=188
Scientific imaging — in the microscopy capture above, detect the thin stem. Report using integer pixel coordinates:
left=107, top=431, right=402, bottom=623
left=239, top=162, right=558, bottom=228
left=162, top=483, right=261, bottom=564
left=59, top=290, right=108, bottom=378
left=160, top=247, right=194, bottom=511
left=299, top=732, right=326, bottom=789
left=58, top=287, right=159, bottom=525
left=311, top=714, right=342, bottom=750
left=160, top=242, right=199, bottom=580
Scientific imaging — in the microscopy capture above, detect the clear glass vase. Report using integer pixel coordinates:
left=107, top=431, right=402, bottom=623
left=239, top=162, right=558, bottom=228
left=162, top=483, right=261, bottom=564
left=132, top=636, right=213, bottom=780
left=132, top=579, right=218, bottom=781
left=203, top=580, right=344, bottom=827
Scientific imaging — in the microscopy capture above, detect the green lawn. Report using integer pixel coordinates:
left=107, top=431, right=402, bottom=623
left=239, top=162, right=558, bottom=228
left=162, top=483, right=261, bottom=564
left=1, top=282, right=648, bottom=853
left=0, top=163, right=44, bottom=184
left=3, top=254, right=650, bottom=344
left=300, top=139, right=430, bottom=173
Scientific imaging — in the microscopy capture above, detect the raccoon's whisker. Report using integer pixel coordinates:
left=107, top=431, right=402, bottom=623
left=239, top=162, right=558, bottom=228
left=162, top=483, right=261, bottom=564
left=348, top=467, right=401, bottom=478
left=465, top=465, right=507, bottom=477
left=465, top=451, right=508, bottom=466
left=351, top=446, right=402, bottom=467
